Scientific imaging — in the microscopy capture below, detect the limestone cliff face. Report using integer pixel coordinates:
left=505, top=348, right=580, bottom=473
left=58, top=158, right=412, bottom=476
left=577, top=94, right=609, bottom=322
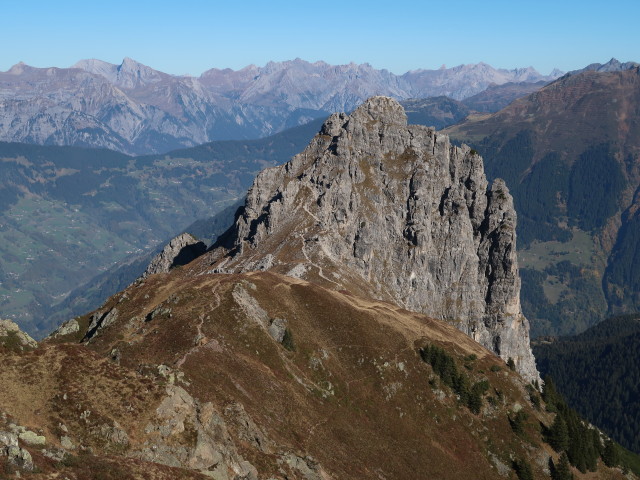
left=205, top=96, right=538, bottom=382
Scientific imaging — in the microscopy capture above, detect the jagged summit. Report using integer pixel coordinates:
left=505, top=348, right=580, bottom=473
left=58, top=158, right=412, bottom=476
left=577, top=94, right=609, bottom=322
left=73, top=57, right=166, bottom=89
left=571, top=57, right=640, bottom=75
left=346, top=94, right=407, bottom=124
left=203, top=96, right=539, bottom=382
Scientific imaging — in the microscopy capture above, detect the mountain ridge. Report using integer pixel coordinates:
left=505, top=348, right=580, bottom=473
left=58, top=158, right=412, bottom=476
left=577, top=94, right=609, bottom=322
left=4, top=268, right=616, bottom=479
left=0, top=57, right=561, bottom=155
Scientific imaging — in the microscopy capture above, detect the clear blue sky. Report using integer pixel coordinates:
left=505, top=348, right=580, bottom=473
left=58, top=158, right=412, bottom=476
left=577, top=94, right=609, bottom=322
left=2, top=0, right=639, bottom=75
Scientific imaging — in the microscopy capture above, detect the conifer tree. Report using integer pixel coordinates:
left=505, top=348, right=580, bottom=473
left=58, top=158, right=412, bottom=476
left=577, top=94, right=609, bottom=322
left=602, top=439, right=620, bottom=467
left=550, top=453, right=574, bottom=480
left=548, top=415, right=570, bottom=452
left=542, top=375, right=559, bottom=412
left=513, top=458, right=534, bottom=480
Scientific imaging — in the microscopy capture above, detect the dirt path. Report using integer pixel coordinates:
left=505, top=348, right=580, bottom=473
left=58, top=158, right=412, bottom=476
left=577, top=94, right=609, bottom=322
left=175, top=284, right=222, bottom=368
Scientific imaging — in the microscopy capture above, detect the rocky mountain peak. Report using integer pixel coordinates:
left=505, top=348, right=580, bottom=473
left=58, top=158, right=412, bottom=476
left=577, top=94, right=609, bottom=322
left=114, top=57, right=164, bottom=87
left=350, top=95, right=407, bottom=125
left=571, top=57, right=640, bottom=75
left=204, top=96, right=539, bottom=382
left=7, top=62, right=28, bottom=75
left=73, top=57, right=163, bottom=89
left=596, top=57, right=638, bottom=71
left=72, top=58, right=118, bottom=78
left=120, top=57, right=141, bottom=68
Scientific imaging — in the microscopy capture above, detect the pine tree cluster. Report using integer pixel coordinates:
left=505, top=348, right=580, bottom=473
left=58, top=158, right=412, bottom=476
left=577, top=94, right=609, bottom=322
left=420, top=344, right=488, bottom=414
left=533, top=314, right=640, bottom=453
left=542, top=376, right=617, bottom=474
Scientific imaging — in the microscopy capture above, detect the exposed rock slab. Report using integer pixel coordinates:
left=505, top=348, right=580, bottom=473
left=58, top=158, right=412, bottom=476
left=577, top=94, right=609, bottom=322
left=139, top=385, right=259, bottom=479
left=47, top=318, right=80, bottom=339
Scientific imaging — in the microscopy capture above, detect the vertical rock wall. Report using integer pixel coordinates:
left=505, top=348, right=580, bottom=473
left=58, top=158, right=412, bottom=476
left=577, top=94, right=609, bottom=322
left=207, top=96, right=539, bottom=382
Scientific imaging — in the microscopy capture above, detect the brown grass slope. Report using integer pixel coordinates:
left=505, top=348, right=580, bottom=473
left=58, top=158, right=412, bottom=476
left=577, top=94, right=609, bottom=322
left=0, top=343, right=211, bottom=479
left=0, top=261, right=629, bottom=479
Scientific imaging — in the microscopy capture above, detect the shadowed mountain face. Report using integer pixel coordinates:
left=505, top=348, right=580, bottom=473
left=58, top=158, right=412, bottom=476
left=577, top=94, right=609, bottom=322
left=461, top=81, right=549, bottom=113
left=400, top=83, right=554, bottom=130
left=401, top=96, right=472, bottom=128
left=445, top=67, right=640, bottom=337
left=0, top=58, right=560, bottom=155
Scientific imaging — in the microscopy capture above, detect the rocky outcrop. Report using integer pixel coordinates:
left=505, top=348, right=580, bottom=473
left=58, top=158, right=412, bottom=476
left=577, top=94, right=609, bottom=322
left=0, top=319, right=37, bottom=350
left=47, top=318, right=80, bottom=339
left=206, top=96, right=539, bottom=382
left=82, top=307, right=119, bottom=342
left=138, top=385, right=261, bottom=479
left=142, top=233, right=207, bottom=279
left=1, top=428, right=34, bottom=472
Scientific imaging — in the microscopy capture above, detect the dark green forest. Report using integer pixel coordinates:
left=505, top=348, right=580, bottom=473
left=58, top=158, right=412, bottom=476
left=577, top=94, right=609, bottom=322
left=567, top=143, right=627, bottom=231
left=478, top=132, right=626, bottom=247
left=605, top=204, right=640, bottom=312
left=533, top=314, right=640, bottom=453
left=470, top=131, right=625, bottom=337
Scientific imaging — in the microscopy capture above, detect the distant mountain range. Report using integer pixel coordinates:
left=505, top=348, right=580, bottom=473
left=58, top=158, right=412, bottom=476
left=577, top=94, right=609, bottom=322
left=0, top=58, right=560, bottom=154
left=445, top=60, right=640, bottom=337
